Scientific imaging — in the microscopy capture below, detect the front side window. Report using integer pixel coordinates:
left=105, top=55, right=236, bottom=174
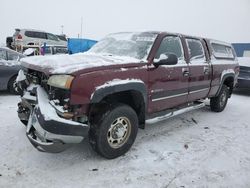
left=47, top=33, right=59, bottom=41
left=186, top=38, right=206, bottom=62
left=8, top=52, right=19, bottom=61
left=89, top=32, right=157, bottom=60
left=155, top=36, right=184, bottom=61
left=0, top=49, right=7, bottom=60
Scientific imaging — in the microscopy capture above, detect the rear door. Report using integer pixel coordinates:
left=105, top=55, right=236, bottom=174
left=148, top=35, right=189, bottom=113
left=185, top=38, right=212, bottom=102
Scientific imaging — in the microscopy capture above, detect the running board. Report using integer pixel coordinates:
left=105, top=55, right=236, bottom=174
left=146, top=102, right=205, bottom=124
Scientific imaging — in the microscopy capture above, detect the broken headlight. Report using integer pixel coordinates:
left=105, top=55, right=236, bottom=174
left=47, top=75, right=74, bottom=90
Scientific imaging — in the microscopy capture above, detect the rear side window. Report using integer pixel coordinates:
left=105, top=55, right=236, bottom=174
left=211, top=43, right=234, bottom=59
left=155, top=36, right=184, bottom=60
left=186, top=38, right=206, bottom=61
left=57, top=35, right=67, bottom=41
left=25, top=31, right=47, bottom=39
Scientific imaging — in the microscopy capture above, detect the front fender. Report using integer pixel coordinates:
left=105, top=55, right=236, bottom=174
left=91, top=80, right=147, bottom=105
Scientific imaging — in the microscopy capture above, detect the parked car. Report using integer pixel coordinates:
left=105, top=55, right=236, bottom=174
left=11, top=29, right=67, bottom=52
left=0, top=47, right=25, bottom=94
left=16, top=31, right=239, bottom=159
left=41, top=45, right=68, bottom=55
left=237, top=57, right=250, bottom=89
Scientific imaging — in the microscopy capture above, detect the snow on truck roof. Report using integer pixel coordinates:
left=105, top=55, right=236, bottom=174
left=20, top=31, right=234, bottom=74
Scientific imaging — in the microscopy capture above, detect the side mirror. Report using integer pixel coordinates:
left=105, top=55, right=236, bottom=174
left=154, top=53, right=178, bottom=67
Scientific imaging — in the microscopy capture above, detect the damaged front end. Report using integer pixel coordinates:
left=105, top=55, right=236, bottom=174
left=17, top=69, right=89, bottom=153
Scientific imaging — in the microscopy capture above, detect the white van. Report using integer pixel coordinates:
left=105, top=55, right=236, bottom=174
left=12, top=29, right=67, bottom=52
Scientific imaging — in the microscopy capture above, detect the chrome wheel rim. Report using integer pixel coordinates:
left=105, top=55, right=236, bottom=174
left=107, top=117, right=131, bottom=149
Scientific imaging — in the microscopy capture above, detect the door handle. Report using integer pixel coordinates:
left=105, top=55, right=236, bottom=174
left=203, top=66, right=210, bottom=75
left=182, top=68, right=190, bottom=77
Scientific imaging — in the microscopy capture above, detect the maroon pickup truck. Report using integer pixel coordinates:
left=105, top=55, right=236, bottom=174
left=17, top=31, right=239, bottom=159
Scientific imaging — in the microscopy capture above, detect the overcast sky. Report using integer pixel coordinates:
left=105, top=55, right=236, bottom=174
left=0, top=0, right=249, bottom=44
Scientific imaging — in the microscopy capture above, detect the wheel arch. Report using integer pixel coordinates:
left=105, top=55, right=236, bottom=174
left=215, top=73, right=235, bottom=97
left=90, top=82, right=147, bottom=128
left=7, top=74, right=18, bottom=90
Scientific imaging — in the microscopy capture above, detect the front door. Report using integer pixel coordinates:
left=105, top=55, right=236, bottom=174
left=148, top=35, right=189, bottom=114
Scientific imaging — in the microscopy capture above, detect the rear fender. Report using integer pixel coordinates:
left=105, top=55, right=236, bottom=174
left=215, top=72, right=235, bottom=97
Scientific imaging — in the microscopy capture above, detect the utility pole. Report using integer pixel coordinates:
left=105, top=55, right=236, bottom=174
left=80, top=17, right=83, bottom=38
left=61, top=25, right=64, bottom=35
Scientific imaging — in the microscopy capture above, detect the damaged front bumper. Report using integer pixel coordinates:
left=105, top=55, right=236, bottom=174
left=19, top=85, right=89, bottom=153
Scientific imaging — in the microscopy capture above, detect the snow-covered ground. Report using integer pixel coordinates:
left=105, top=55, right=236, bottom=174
left=0, top=90, right=250, bottom=188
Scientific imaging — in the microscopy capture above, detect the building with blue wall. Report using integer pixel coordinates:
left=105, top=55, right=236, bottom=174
left=232, top=43, right=250, bottom=57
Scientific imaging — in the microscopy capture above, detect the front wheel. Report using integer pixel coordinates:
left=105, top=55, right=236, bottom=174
left=210, top=85, right=229, bottom=112
left=89, top=104, right=138, bottom=159
left=8, top=76, right=20, bottom=95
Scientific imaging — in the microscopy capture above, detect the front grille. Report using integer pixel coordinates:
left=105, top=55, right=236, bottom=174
left=239, top=66, right=250, bottom=79
left=26, top=69, right=70, bottom=108
left=26, top=69, right=49, bottom=92
left=48, top=87, right=70, bottom=105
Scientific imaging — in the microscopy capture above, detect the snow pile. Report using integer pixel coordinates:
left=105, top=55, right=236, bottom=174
left=1, top=92, right=250, bottom=187
left=21, top=52, right=141, bottom=74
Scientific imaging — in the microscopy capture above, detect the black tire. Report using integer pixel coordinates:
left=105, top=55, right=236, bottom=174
left=8, top=76, right=20, bottom=95
left=210, top=85, right=229, bottom=112
left=20, top=120, right=28, bottom=126
left=89, top=104, right=138, bottom=159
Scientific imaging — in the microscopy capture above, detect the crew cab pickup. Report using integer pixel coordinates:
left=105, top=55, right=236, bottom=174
left=16, top=32, right=239, bottom=159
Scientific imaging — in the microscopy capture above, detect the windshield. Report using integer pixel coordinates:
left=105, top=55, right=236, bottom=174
left=89, top=32, right=157, bottom=60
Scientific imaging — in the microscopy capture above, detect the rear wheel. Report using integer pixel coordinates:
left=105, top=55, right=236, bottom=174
left=210, top=85, right=229, bottom=112
left=89, top=103, right=138, bottom=159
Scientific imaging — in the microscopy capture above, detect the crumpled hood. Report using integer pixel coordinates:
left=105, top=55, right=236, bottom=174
left=20, top=52, right=141, bottom=74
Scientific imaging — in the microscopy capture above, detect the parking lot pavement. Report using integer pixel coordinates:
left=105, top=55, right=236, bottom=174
left=0, top=91, right=250, bottom=188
